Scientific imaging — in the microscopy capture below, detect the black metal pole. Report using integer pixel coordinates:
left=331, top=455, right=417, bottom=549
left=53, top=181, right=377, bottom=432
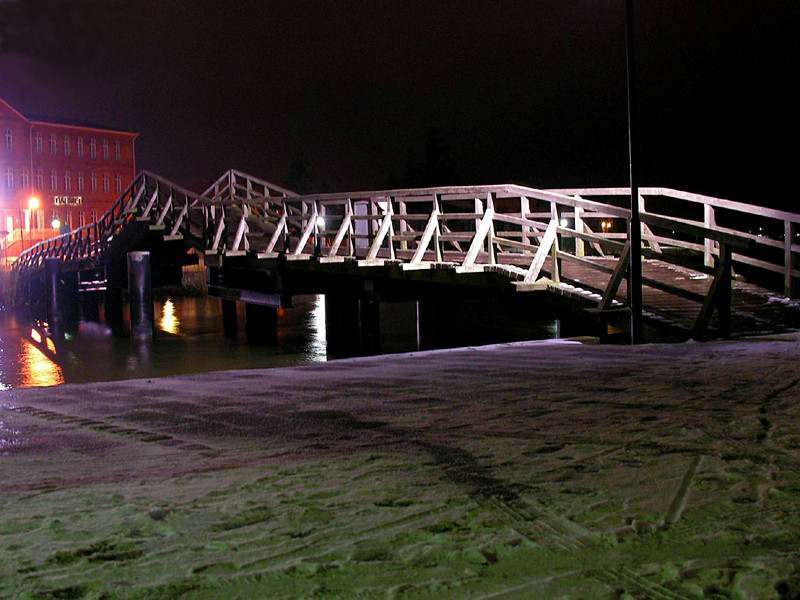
left=625, top=0, right=643, bottom=344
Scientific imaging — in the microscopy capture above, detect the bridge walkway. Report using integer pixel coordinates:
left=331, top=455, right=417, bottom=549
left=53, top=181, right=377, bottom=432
left=12, top=170, right=800, bottom=343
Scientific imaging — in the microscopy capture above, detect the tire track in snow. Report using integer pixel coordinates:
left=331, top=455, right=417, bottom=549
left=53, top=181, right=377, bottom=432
left=7, top=405, right=219, bottom=456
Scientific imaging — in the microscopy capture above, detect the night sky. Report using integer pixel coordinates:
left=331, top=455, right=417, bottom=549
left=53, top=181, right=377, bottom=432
left=1, top=0, right=797, bottom=208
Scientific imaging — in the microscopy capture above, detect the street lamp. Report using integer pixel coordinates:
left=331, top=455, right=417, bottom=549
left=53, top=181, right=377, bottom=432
left=625, top=0, right=643, bottom=344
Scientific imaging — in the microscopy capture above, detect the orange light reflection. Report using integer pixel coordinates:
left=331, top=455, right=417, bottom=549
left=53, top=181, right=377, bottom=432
left=18, top=340, right=64, bottom=388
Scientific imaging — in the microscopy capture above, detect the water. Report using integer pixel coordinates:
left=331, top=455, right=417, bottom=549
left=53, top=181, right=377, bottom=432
left=0, top=295, right=558, bottom=390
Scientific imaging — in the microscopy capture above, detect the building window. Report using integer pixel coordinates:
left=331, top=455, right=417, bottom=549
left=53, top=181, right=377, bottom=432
left=77, top=137, right=84, bottom=157
left=114, top=140, right=121, bottom=160
left=35, top=169, right=43, bottom=190
left=90, top=138, right=97, bottom=158
left=77, top=172, right=85, bottom=192
left=4, top=129, right=11, bottom=151
left=35, top=132, right=43, bottom=153
left=5, top=168, right=13, bottom=189
left=64, top=171, right=72, bottom=192
left=90, top=172, right=97, bottom=192
left=49, top=134, right=57, bottom=154
left=102, top=173, right=110, bottom=192
left=63, top=135, right=70, bottom=156
left=102, top=140, right=109, bottom=160
left=20, top=168, right=29, bottom=189
left=50, top=170, right=58, bottom=191
left=90, top=210, right=98, bottom=223
left=78, top=211, right=86, bottom=227
left=114, top=174, right=122, bottom=194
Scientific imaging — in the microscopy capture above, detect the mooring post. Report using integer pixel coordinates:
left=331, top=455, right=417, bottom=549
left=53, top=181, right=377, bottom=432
left=128, top=251, right=154, bottom=339
left=44, top=258, right=62, bottom=331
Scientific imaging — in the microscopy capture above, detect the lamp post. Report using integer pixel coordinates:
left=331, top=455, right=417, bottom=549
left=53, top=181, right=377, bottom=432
left=625, top=0, right=643, bottom=344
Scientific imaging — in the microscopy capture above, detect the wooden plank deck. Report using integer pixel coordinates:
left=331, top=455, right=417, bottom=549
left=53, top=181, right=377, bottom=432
left=533, top=257, right=800, bottom=339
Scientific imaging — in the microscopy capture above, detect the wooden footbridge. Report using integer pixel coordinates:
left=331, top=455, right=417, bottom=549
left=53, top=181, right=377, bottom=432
left=12, top=169, right=800, bottom=346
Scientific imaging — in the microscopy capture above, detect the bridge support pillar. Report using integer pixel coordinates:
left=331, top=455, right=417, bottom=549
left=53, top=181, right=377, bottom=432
left=221, top=299, right=238, bottom=339
left=80, top=292, right=101, bottom=323
left=45, top=258, right=63, bottom=332
left=360, top=298, right=381, bottom=354
left=417, top=298, right=459, bottom=351
left=325, top=294, right=361, bottom=355
left=60, top=270, right=81, bottom=333
left=245, top=304, right=278, bottom=345
left=128, top=251, right=154, bottom=339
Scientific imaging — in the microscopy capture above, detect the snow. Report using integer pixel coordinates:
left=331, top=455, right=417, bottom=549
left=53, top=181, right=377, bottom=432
left=1, top=334, right=800, bottom=599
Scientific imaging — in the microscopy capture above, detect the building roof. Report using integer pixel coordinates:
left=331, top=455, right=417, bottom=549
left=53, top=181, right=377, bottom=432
left=1, top=97, right=138, bottom=137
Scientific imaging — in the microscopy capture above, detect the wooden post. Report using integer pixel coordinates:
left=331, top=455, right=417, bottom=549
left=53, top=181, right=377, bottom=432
left=785, top=219, right=796, bottom=298
left=704, top=204, right=716, bottom=268
left=574, top=205, right=585, bottom=258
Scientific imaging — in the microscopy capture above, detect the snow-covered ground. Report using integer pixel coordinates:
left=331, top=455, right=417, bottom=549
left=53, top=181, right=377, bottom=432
left=1, top=335, right=799, bottom=599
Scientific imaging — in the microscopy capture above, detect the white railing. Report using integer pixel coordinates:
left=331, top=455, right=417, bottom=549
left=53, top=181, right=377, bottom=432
left=554, top=187, right=800, bottom=297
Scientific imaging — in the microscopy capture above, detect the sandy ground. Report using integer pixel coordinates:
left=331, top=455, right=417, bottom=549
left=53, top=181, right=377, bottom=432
left=1, top=335, right=800, bottom=599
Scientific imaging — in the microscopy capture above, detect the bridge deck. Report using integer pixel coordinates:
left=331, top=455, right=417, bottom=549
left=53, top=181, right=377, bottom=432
left=13, top=170, right=800, bottom=343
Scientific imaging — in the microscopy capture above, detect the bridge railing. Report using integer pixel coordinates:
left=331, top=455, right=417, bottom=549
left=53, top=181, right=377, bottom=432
left=207, top=180, right=786, bottom=336
left=554, top=187, right=800, bottom=297
left=13, top=171, right=205, bottom=271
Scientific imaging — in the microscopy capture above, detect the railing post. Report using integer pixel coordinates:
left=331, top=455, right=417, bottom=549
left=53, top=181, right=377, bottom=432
left=574, top=205, right=585, bottom=258
left=550, top=202, right=560, bottom=282
left=520, top=196, right=531, bottom=249
left=704, top=204, right=716, bottom=268
left=785, top=219, right=796, bottom=298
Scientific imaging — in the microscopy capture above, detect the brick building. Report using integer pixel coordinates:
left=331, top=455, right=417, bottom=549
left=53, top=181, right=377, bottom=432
left=0, top=97, right=138, bottom=258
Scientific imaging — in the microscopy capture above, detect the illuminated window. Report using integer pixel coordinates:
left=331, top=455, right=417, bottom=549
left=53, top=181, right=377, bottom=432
left=90, top=172, right=97, bottom=192
left=50, top=170, right=58, bottom=191
left=115, top=174, right=122, bottom=193
left=114, top=140, right=121, bottom=160
left=5, top=167, right=13, bottom=189
left=49, top=134, right=57, bottom=154
left=102, top=140, right=109, bottom=160
left=90, top=138, right=97, bottom=158
left=35, top=169, right=43, bottom=190
left=64, top=171, right=71, bottom=192
left=63, top=135, right=70, bottom=156
left=77, top=172, right=84, bottom=192
left=20, top=168, right=29, bottom=189
left=35, top=132, right=43, bottom=153
left=102, top=173, right=109, bottom=192
left=4, top=128, right=11, bottom=151
left=90, top=210, right=98, bottom=223
left=77, top=137, right=84, bottom=157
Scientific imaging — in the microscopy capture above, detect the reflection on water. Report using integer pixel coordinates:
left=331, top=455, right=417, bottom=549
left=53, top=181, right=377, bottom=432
left=17, top=340, right=65, bottom=388
left=160, top=299, right=179, bottom=334
left=0, top=293, right=558, bottom=390
left=0, top=295, right=332, bottom=390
